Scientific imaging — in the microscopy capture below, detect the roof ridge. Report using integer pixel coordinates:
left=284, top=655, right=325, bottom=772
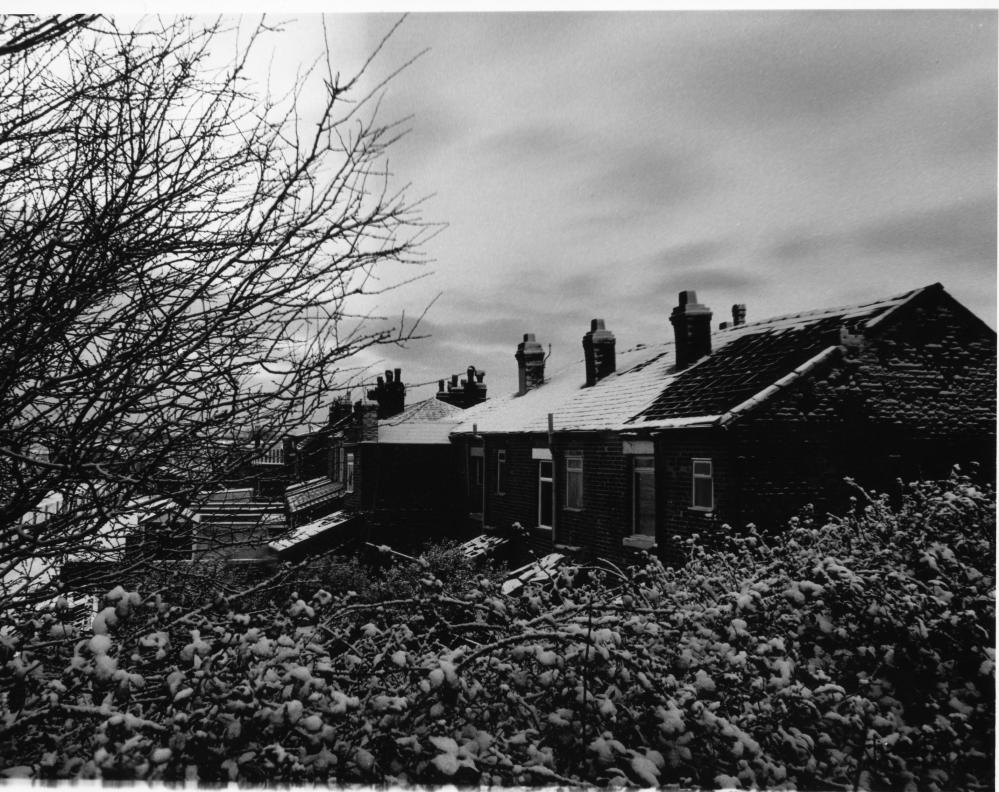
left=715, top=284, right=929, bottom=334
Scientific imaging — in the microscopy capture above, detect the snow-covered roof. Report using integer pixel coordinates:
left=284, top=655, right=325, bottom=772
left=268, top=510, right=355, bottom=555
left=375, top=397, right=465, bottom=445
left=285, top=477, right=343, bottom=514
left=452, top=285, right=930, bottom=436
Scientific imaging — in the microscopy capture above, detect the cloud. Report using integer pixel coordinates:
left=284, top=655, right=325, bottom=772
left=854, top=194, right=997, bottom=264
left=477, top=123, right=582, bottom=165
left=575, top=141, right=715, bottom=219
left=661, top=12, right=997, bottom=128
left=767, top=193, right=996, bottom=271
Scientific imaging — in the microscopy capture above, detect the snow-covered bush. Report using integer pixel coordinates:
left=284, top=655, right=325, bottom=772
left=0, top=473, right=993, bottom=787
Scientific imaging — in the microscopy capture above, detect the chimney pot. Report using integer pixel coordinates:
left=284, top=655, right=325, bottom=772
left=368, top=365, right=405, bottom=419
left=436, top=364, right=488, bottom=407
left=438, top=379, right=445, bottom=392
left=732, top=304, right=747, bottom=326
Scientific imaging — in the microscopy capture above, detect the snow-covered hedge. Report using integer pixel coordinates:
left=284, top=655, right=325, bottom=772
left=1, top=473, right=993, bottom=788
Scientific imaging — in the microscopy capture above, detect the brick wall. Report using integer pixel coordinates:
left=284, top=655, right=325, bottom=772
left=460, top=432, right=645, bottom=565
left=554, top=433, right=629, bottom=563
left=724, top=292, right=996, bottom=525
left=655, top=428, right=732, bottom=566
left=746, top=296, right=995, bottom=443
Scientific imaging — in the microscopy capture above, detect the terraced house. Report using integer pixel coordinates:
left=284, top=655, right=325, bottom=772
left=449, top=283, right=996, bottom=565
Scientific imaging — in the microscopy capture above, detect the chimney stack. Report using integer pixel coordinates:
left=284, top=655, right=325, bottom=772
left=583, top=318, right=616, bottom=386
left=670, top=290, right=712, bottom=370
left=367, top=368, right=406, bottom=419
left=732, top=304, right=746, bottom=326
left=437, top=365, right=488, bottom=408
left=328, top=392, right=352, bottom=425
left=353, top=398, right=379, bottom=442
left=516, top=334, right=545, bottom=395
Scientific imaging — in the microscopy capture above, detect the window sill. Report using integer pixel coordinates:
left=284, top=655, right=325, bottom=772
left=536, top=525, right=553, bottom=533
left=687, top=506, right=714, bottom=515
left=562, top=506, right=583, bottom=513
left=622, top=534, right=657, bottom=551
left=470, top=512, right=483, bottom=520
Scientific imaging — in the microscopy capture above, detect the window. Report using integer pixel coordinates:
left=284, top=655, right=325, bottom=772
left=633, top=455, right=656, bottom=535
left=261, top=444, right=285, bottom=465
left=565, top=454, right=583, bottom=509
left=538, top=460, right=553, bottom=528
left=496, top=449, right=507, bottom=493
left=345, top=452, right=355, bottom=494
left=331, top=444, right=341, bottom=482
left=472, top=455, right=483, bottom=487
left=692, top=458, right=713, bottom=510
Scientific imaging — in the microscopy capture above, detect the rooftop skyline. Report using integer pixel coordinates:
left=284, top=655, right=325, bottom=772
left=269, top=10, right=996, bottom=404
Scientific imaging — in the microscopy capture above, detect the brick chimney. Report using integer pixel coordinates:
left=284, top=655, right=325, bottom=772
left=719, top=304, right=747, bottom=331
left=353, top=398, right=379, bottom=442
left=328, top=392, right=352, bottom=425
left=583, top=318, right=616, bottom=386
left=437, top=365, right=488, bottom=408
left=670, top=290, right=712, bottom=370
left=515, top=334, right=545, bottom=395
left=367, top=368, right=406, bottom=419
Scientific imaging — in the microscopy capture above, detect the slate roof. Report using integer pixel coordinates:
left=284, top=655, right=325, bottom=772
left=268, top=509, right=355, bottom=555
left=452, top=285, right=930, bottom=436
left=285, top=476, right=343, bottom=514
left=376, top=397, right=465, bottom=444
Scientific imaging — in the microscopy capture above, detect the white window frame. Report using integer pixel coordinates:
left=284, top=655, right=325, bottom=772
left=345, top=452, right=355, bottom=494
left=565, top=453, right=583, bottom=510
left=496, top=449, right=507, bottom=494
left=691, top=457, right=713, bottom=510
left=632, top=455, right=656, bottom=536
left=538, top=459, right=554, bottom=529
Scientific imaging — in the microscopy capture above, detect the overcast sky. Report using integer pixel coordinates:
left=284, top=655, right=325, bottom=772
left=267, top=10, right=996, bottom=402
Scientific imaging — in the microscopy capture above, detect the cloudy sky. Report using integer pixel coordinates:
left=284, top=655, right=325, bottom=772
left=269, top=10, right=995, bottom=402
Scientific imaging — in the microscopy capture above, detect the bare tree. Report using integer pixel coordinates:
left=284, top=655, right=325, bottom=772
left=0, top=14, right=432, bottom=608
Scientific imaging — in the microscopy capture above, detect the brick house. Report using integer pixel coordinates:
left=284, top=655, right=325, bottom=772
left=449, top=283, right=996, bottom=566
left=268, top=367, right=486, bottom=559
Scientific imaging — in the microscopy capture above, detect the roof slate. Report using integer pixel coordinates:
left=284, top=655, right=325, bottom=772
left=375, top=397, right=465, bottom=444
left=452, top=285, right=927, bottom=435
left=268, top=510, right=355, bottom=554
left=285, top=477, right=343, bottom=514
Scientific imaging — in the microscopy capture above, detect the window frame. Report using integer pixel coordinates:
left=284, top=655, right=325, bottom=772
left=538, top=459, right=554, bottom=529
left=632, top=455, right=656, bottom=536
left=345, top=451, right=355, bottom=494
left=495, top=449, right=507, bottom=494
left=691, top=457, right=713, bottom=511
left=564, top=453, right=584, bottom=510
left=331, top=443, right=342, bottom=482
